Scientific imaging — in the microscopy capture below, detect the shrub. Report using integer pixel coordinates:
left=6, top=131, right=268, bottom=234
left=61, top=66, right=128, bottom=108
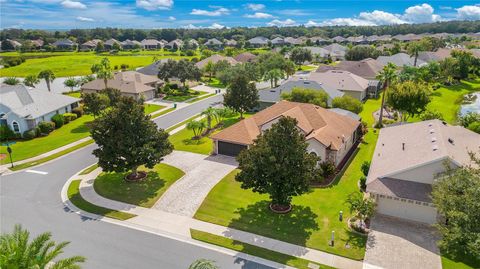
left=420, top=109, right=444, bottom=121
left=71, top=107, right=84, bottom=118
left=170, top=83, right=179, bottom=90
left=2, top=56, right=25, bottom=68
left=467, top=121, right=480, bottom=134
left=359, top=176, right=367, bottom=190
left=319, top=161, right=336, bottom=178
left=22, top=129, right=37, bottom=140
left=361, top=161, right=371, bottom=176
left=38, top=121, right=55, bottom=134
left=51, top=114, right=64, bottom=128
left=3, top=77, right=20, bottom=85
left=185, top=50, right=195, bottom=56
left=63, top=113, right=77, bottom=123
left=332, top=95, right=363, bottom=114
left=0, top=125, right=16, bottom=141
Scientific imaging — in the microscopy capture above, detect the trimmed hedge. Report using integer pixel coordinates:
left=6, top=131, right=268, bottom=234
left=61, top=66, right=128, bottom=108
left=63, top=113, right=77, bottom=123
left=38, top=121, right=55, bottom=134
left=51, top=114, right=64, bottom=128
left=23, top=129, right=37, bottom=140
left=71, top=107, right=84, bottom=118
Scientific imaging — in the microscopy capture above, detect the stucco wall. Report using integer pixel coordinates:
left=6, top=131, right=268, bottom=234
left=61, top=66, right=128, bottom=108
left=388, top=159, right=457, bottom=184
left=376, top=195, right=437, bottom=224
left=341, top=89, right=366, bottom=101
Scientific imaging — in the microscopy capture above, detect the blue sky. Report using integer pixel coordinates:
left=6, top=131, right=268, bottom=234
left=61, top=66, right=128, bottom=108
left=1, top=0, right=480, bottom=29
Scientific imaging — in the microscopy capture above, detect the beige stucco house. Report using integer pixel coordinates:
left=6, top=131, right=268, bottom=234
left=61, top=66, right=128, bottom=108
left=308, top=70, right=369, bottom=101
left=366, top=120, right=480, bottom=224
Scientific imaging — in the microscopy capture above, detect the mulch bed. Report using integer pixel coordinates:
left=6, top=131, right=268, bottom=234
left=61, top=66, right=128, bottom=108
left=269, top=203, right=292, bottom=214
left=124, top=171, right=147, bottom=182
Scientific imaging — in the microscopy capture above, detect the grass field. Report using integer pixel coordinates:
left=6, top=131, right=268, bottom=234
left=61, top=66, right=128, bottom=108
left=163, top=90, right=208, bottom=102
left=151, top=107, right=176, bottom=119
left=79, top=163, right=99, bottom=175
left=144, top=104, right=165, bottom=114
left=0, top=115, right=94, bottom=164
left=67, top=180, right=135, bottom=220
left=190, top=229, right=334, bottom=269
left=93, top=163, right=184, bottom=208
left=441, top=251, right=480, bottom=269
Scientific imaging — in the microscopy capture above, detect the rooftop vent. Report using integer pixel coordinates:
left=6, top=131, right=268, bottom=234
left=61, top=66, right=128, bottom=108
left=431, top=137, right=437, bottom=142
left=442, top=121, right=448, bottom=125
left=448, top=138, right=454, bottom=145
left=432, top=145, right=439, bottom=151
left=429, top=129, right=435, bottom=134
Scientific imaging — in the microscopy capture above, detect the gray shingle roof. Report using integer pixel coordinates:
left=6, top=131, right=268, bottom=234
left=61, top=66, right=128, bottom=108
left=137, top=59, right=172, bottom=76
left=248, top=36, right=269, bottom=45
left=377, top=53, right=426, bottom=67
left=367, top=177, right=433, bottom=203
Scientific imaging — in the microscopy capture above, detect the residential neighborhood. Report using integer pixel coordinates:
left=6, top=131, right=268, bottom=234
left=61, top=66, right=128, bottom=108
left=1, top=6, right=480, bottom=269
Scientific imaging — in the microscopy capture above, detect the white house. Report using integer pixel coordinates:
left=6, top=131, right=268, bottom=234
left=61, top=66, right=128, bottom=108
left=366, top=120, right=480, bottom=224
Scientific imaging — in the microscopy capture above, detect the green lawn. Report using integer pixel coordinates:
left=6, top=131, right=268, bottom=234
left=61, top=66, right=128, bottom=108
left=441, top=252, right=480, bottom=269
left=144, top=104, right=165, bottom=114
left=205, top=77, right=226, bottom=88
left=191, top=229, right=334, bottom=269
left=63, top=91, right=82, bottom=98
left=151, top=107, right=176, bottom=119
left=79, top=163, right=99, bottom=175
left=93, top=163, right=184, bottom=208
left=186, top=93, right=216, bottom=104
left=0, top=115, right=94, bottom=164
left=300, top=65, right=318, bottom=71
left=163, top=90, right=208, bottom=102
left=67, top=180, right=136, bottom=220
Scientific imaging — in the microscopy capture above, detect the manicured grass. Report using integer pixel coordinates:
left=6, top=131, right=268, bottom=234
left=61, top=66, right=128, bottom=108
left=67, top=180, right=136, bottom=220
left=300, top=65, right=318, bottom=71
left=144, top=103, right=165, bottom=114
left=93, top=163, right=184, bottom=208
left=165, top=114, right=202, bottom=133
left=0, top=115, right=94, bottom=164
left=63, top=91, right=82, bottom=98
left=79, top=163, right=99, bottom=175
left=163, top=90, right=208, bottom=102
left=190, top=229, right=334, bottom=269
left=360, top=95, right=383, bottom=127
left=441, top=251, right=480, bottom=269
left=205, top=78, right=226, bottom=88
left=151, top=107, right=176, bottom=119
left=186, top=93, right=216, bottom=103
left=9, top=139, right=94, bottom=171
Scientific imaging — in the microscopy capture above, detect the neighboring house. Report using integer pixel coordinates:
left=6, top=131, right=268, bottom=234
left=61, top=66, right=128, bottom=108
left=141, top=39, right=162, bottom=50
left=308, top=70, right=369, bottom=101
left=234, top=52, right=257, bottom=63
left=257, top=77, right=344, bottom=109
left=303, top=46, right=330, bottom=61
left=417, top=48, right=452, bottom=63
left=80, top=40, right=101, bottom=51
left=284, top=37, right=303, bottom=46
left=204, top=38, right=223, bottom=50
left=211, top=101, right=361, bottom=168
left=248, top=36, right=269, bottom=47
left=137, top=59, right=171, bottom=76
left=187, top=39, right=199, bottom=49
left=346, top=36, right=367, bottom=44
left=224, top=39, right=237, bottom=47
left=332, top=36, right=347, bottom=43
left=81, top=71, right=161, bottom=101
left=0, top=84, right=80, bottom=134
left=322, top=43, right=348, bottom=61
left=377, top=53, right=427, bottom=67
left=271, top=37, right=285, bottom=46
left=104, top=38, right=121, bottom=50
left=195, top=54, right=238, bottom=69
left=392, top=34, right=422, bottom=42
left=31, top=39, right=44, bottom=48
left=366, top=120, right=480, bottom=224
left=310, top=36, right=330, bottom=45
left=121, top=39, right=142, bottom=50
left=165, top=39, right=183, bottom=50
left=52, top=39, right=77, bottom=50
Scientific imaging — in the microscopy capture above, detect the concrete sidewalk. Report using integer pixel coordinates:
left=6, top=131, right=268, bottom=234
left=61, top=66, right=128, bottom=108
left=72, top=167, right=363, bottom=269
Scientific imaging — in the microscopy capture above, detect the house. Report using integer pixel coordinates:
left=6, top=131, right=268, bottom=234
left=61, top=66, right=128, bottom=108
left=366, top=120, right=480, bottom=224
left=165, top=39, right=183, bottom=50
left=284, top=37, right=303, bottom=46
left=81, top=71, right=161, bottom=101
left=303, top=47, right=331, bottom=61
left=322, top=43, right=348, bottom=61
left=52, top=39, right=77, bottom=50
left=248, top=36, right=269, bottom=47
left=392, top=34, right=421, bottom=42
left=332, top=36, right=347, bottom=43
left=137, top=59, right=171, bottom=76
left=234, top=52, right=257, bottom=63
left=187, top=39, right=199, bottom=49
left=271, top=37, right=285, bottom=46
left=377, top=53, right=427, bottom=67
left=30, top=39, right=44, bottom=48
left=310, top=36, right=330, bottom=45
left=195, top=54, right=238, bottom=69
left=1, top=39, right=22, bottom=51
left=346, top=36, right=366, bottom=44
left=104, top=38, right=121, bottom=50
left=80, top=39, right=101, bottom=51
left=330, top=58, right=383, bottom=80
left=211, top=101, right=361, bottom=167
left=121, top=39, right=142, bottom=50
left=0, top=84, right=80, bottom=134
left=204, top=38, right=223, bottom=50
left=257, top=77, right=344, bottom=109
left=224, top=39, right=237, bottom=47
left=308, top=70, right=369, bottom=101
left=417, top=48, right=452, bottom=63
left=141, top=39, right=162, bottom=50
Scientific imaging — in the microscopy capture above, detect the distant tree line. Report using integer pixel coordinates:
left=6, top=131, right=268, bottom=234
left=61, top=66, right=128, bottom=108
left=1, top=20, right=479, bottom=44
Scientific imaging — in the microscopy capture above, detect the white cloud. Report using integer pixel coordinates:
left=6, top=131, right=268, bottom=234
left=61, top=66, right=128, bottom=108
left=208, top=23, right=225, bottom=29
left=245, top=12, right=274, bottom=19
left=319, top=18, right=376, bottom=26
left=183, top=24, right=199, bottom=29
left=181, top=23, right=226, bottom=29
left=267, top=18, right=296, bottom=27
left=456, top=5, right=480, bottom=20
left=245, top=3, right=265, bottom=11
left=191, top=7, right=229, bottom=16
left=358, top=10, right=406, bottom=25
left=136, top=0, right=173, bottom=10
left=402, top=3, right=441, bottom=23
left=61, top=0, right=86, bottom=9
left=168, top=16, right=176, bottom=21
left=305, top=20, right=320, bottom=27
left=76, top=16, right=94, bottom=22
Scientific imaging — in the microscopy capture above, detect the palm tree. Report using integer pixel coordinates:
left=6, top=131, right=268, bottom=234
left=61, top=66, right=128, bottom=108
left=264, top=68, right=284, bottom=88
left=189, top=259, right=219, bottom=269
left=408, top=41, right=424, bottom=67
left=186, top=120, right=206, bottom=139
left=376, top=62, right=397, bottom=127
left=91, top=57, right=113, bottom=89
left=23, top=74, right=40, bottom=87
left=284, top=60, right=296, bottom=79
left=201, top=107, right=216, bottom=130
left=213, top=107, right=232, bottom=126
left=0, top=224, right=86, bottom=268
left=38, top=70, right=56, bottom=92
left=204, top=61, right=215, bottom=82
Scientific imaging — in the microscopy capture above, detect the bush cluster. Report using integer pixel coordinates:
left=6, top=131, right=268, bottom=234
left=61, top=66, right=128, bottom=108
left=63, top=113, right=77, bottom=123
left=2, top=56, right=25, bottom=68
left=51, top=114, right=64, bottom=128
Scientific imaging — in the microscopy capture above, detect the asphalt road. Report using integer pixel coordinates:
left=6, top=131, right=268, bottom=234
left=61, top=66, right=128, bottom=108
left=0, top=95, right=274, bottom=269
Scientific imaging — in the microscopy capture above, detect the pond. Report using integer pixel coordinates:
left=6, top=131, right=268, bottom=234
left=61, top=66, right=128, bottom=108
left=460, top=92, right=480, bottom=116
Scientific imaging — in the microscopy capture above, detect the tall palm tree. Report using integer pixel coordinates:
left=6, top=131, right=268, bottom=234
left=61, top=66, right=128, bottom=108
left=23, top=74, right=40, bottom=88
left=408, top=41, right=424, bottom=67
left=201, top=107, right=217, bottom=130
left=0, top=224, right=85, bottom=268
left=189, top=259, right=219, bottom=269
left=284, top=60, right=296, bottom=79
left=264, top=68, right=284, bottom=88
left=186, top=120, right=206, bottom=139
left=91, top=57, right=113, bottom=89
left=38, top=70, right=56, bottom=92
left=376, top=62, right=397, bottom=127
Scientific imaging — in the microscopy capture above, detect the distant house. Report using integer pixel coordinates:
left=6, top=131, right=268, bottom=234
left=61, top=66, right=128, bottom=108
left=165, top=39, right=183, bottom=50
left=346, top=36, right=367, bottom=44
left=317, top=58, right=383, bottom=80
left=0, top=84, right=80, bottom=134
left=377, top=53, right=426, bottom=67
left=224, top=39, right=237, bottom=47
left=234, top=52, right=257, bottom=63
left=30, top=39, right=44, bottom=48
left=310, top=36, right=330, bottom=45
left=204, top=38, right=223, bottom=50
left=121, top=39, right=142, bottom=50
left=137, top=59, right=172, bottom=76
left=195, top=54, right=238, bottom=69
left=367, top=120, right=480, bottom=224
left=187, top=39, right=199, bottom=49
left=308, top=70, right=369, bottom=101
left=80, top=39, right=101, bottom=51
left=257, top=77, right=344, bottom=109
left=322, top=43, right=348, bottom=61
left=417, top=48, right=452, bottom=63
left=81, top=71, right=162, bottom=101
left=141, top=39, right=162, bottom=50
left=270, top=37, right=285, bottom=46
left=248, top=36, right=269, bottom=47
left=211, top=101, right=361, bottom=166
left=332, top=36, right=347, bottom=43
left=392, top=34, right=421, bottom=42
left=104, top=38, right=121, bottom=50
left=52, top=39, right=77, bottom=50
left=303, top=46, right=330, bottom=61
left=284, top=37, right=303, bottom=46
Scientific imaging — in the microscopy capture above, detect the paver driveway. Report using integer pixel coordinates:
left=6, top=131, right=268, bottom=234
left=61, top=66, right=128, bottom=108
left=363, top=215, right=441, bottom=269
left=154, top=151, right=237, bottom=217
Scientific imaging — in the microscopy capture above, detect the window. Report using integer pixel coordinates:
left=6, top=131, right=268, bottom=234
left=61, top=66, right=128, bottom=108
left=12, top=121, right=20, bottom=133
left=0, top=113, right=5, bottom=119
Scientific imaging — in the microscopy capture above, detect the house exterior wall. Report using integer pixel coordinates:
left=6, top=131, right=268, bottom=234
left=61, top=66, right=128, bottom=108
left=307, top=139, right=327, bottom=163
left=388, top=159, right=456, bottom=185
left=375, top=195, right=437, bottom=224
left=341, top=89, right=366, bottom=101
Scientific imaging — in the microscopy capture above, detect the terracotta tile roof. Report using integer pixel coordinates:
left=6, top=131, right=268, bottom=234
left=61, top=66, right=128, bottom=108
left=211, top=101, right=360, bottom=149
left=234, top=52, right=257, bottom=63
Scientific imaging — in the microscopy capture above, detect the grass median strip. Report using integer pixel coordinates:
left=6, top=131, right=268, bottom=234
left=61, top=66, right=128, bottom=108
left=151, top=107, right=176, bottom=119
left=186, top=93, right=216, bottom=103
left=79, top=163, right=99, bottom=175
left=10, top=139, right=94, bottom=171
left=67, top=180, right=135, bottom=220
left=190, top=229, right=334, bottom=269
left=165, top=114, right=202, bottom=133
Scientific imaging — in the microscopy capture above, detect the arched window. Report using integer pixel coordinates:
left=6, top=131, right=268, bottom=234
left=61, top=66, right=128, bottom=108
left=12, top=121, right=20, bottom=133
left=0, top=113, right=5, bottom=118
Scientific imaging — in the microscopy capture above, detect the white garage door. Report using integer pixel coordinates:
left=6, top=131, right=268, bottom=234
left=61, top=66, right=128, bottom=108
left=376, top=196, right=437, bottom=224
